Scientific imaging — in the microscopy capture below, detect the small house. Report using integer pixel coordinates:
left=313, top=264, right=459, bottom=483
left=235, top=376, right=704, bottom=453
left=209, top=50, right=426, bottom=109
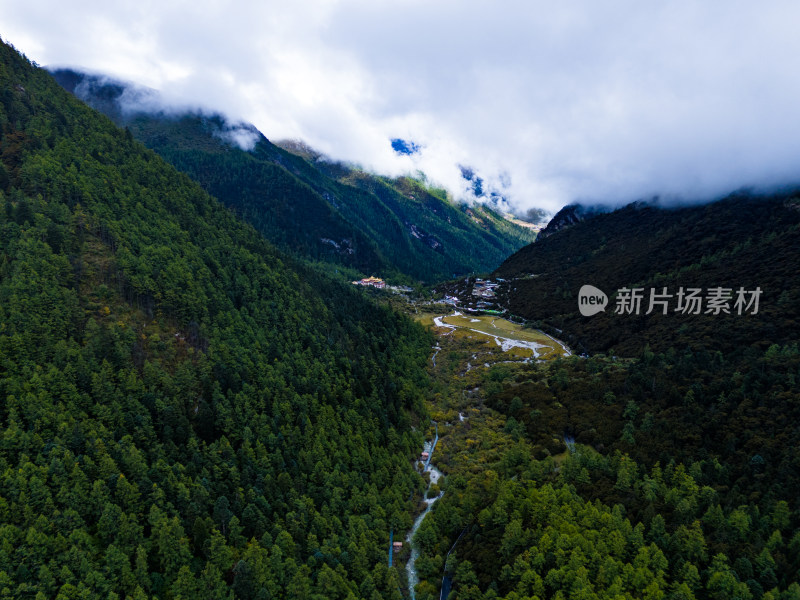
left=392, top=542, right=403, bottom=552
left=420, top=451, right=429, bottom=460
left=354, top=276, right=386, bottom=289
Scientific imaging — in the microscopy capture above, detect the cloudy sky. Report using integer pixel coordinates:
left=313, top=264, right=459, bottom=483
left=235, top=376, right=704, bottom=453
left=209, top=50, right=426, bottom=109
left=3, top=0, right=800, bottom=212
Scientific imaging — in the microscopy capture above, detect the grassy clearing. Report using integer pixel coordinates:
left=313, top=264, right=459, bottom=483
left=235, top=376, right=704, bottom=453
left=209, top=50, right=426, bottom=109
left=443, top=314, right=550, bottom=343
left=412, top=311, right=443, bottom=327
left=436, top=313, right=568, bottom=360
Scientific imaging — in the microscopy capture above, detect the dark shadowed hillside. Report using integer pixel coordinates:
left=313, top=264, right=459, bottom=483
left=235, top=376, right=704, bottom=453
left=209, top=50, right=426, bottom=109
left=5, top=35, right=800, bottom=600
left=409, top=195, right=800, bottom=599
left=495, top=195, right=800, bottom=356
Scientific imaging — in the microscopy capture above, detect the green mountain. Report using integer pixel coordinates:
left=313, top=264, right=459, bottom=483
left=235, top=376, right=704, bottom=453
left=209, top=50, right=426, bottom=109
left=405, top=196, right=800, bottom=599
left=494, top=194, right=800, bottom=357
left=1, top=39, right=431, bottom=598
left=409, top=195, right=800, bottom=598
left=10, top=39, right=800, bottom=600
left=50, top=69, right=536, bottom=283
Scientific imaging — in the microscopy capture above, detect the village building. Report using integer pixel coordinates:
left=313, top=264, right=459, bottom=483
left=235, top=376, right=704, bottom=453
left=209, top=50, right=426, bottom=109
left=352, top=276, right=386, bottom=289
left=473, top=280, right=499, bottom=299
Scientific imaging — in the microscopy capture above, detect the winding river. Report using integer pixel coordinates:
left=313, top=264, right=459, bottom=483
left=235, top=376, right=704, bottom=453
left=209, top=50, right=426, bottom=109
left=406, top=424, right=443, bottom=600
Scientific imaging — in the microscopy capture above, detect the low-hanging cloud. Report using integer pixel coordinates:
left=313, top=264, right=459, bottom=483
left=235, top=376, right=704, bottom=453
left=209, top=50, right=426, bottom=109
left=3, top=0, right=800, bottom=212
left=49, top=67, right=264, bottom=152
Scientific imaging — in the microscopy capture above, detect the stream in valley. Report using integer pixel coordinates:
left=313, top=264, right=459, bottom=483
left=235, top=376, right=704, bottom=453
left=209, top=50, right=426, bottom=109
left=406, top=424, right=443, bottom=600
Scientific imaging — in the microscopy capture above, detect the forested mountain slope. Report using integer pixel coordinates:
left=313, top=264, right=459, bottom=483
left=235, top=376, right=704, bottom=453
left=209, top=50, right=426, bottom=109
left=1, top=39, right=430, bottom=598
left=404, top=194, right=800, bottom=600
left=266, top=140, right=534, bottom=282
left=408, top=196, right=800, bottom=599
left=51, top=69, right=536, bottom=283
left=494, top=195, right=800, bottom=356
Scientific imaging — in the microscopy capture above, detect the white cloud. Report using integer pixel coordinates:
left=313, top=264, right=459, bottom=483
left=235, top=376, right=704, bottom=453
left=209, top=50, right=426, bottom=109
left=3, top=0, right=800, bottom=211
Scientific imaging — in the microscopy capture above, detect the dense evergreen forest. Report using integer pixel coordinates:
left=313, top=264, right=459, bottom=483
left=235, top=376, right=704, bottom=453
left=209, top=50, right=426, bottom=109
left=0, top=39, right=434, bottom=598
left=493, top=195, right=800, bottom=356
left=50, top=69, right=536, bottom=284
left=405, top=196, right=800, bottom=599
left=409, top=322, right=800, bottom=600
left=3, top=32, right=800, bottom=600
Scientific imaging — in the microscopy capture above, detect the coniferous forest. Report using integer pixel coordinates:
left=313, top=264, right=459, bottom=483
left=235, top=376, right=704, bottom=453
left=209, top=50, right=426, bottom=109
left=48, top=68, right=536, bottom=284
left=0, top=39, right=432, bottom=598
left=2, top=30, right=800, bottom=600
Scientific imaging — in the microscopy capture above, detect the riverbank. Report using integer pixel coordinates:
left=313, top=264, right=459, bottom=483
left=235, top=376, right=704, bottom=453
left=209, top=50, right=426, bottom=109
left=395, top=305, right=573, bottom=599
left=406, top=425, right=443, bottom=600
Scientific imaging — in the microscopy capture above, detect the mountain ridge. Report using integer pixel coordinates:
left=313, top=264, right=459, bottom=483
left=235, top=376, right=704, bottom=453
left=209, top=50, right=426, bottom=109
left=1, top=38, right=432, bottom=598
left=50, top=67, right=537, bottom=283
left=494, top=193, right=800, bottom=356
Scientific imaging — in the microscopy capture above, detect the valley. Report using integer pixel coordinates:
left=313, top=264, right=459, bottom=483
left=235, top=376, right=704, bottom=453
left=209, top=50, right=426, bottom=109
left=49, top=69, right=538, bottom=285
left=394, top=294, right=800, bottom=599
left=384, top=194, right=800, bottom=598
left=428, top=312, right=569, bottom=360
left=2, top=32, right=800, bottom=600
left=406, top=423, right=443, bottom=600
left=392, top=302, right=575, bottom=599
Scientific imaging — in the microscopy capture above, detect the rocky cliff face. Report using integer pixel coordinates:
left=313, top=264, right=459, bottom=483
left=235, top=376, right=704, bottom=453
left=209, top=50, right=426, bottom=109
left=537, top=203, right=597, bottom=239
